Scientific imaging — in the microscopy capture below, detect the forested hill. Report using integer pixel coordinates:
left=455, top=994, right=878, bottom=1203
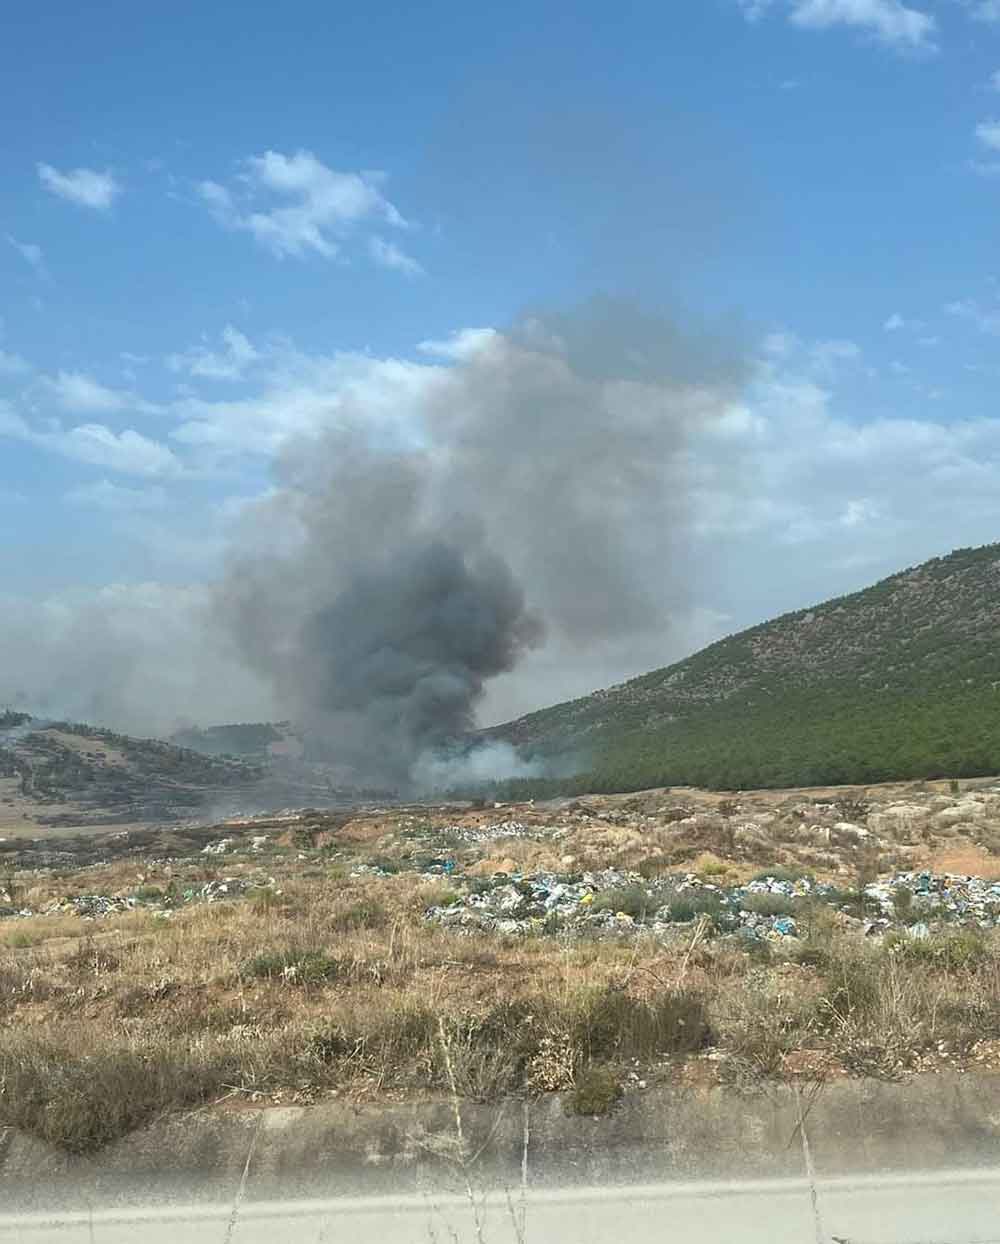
left=488, top=543, right=1000, bottom=793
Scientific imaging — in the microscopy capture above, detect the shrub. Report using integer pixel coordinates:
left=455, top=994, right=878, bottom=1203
left=241, top=949, right=340, bottom=984
left=590, top=885, right=652, bottom=921
left=816, top=952, right=884, bottom=1028
left=887, top=929, right=989, bottom=971
left=438, top=999, right=544, bottom=1100
left=742, top=936, right=773, bottom=966
left=751, top=867, right=811, bottom=885
left=694, top=853, right=728, bottom=878
left=891, top=885, right=914, bottom=923
left=568, top=986, right=712, bottom=1061
left=65, top=940, right=120, bottom=975
left=740, top=893, right=799, bottom=918
left=365, top=856, right=401, bottom=875
left=793, top=945, right=829, bottom=969
left=835, top=796, right=870, bottom=823
left=0, top=1039, right=237, bottom=1153
left=637, top=854, right=675, bottom=880
left=660, top=890, right=726, bottom=925
left=246, top=886, right=283, bottom=913
left=421, top=886, right=462, bottom=910
left=329, top=898, right=388, bottom=932
left=567, top=1064, right=621, bottom=1116
left=134, top=885, right=163, bottom=902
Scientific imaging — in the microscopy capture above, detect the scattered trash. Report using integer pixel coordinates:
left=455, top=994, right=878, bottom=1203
left=865, top=872, right=1000, bottom=926
left=201, top=837, right=234, bottom=855
left=27, top=875, right=277, bottom=920
left=426, top=869, right=826, bottom=940
left=438, top=820, right=569, bottom=846
left=40, top=894, right=136, bottom=919
left=426, top=866, right=1000, bottom=943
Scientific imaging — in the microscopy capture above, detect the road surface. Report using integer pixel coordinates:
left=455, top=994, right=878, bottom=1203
left=2, top=1170, right=1000, bottom=1242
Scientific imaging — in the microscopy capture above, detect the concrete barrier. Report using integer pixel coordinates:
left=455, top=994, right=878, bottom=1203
left=3, top=1072, right=1000, bottom=1213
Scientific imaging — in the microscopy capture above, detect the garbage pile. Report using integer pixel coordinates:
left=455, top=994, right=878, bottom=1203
left=864, top=871, right=1000, bottom=932
left=426, top=869, right=836, bottom=941
left=440, top=820, right=570, bottom=846
left=11, top=876, right=277, bottom=922
left=427, top=865, right=1000, bottom=943
left=41, top=894, right=137, bottom=919
left=201, top=837, right=235, bottom=855
left=182, top=876, right=270, bottom=904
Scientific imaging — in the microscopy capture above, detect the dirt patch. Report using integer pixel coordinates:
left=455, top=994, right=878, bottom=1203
left=925, top=843, right=1000, bottom=879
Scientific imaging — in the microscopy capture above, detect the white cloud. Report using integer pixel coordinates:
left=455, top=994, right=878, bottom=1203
left=741, top=0, right=937, bottom=50
left=6, top=235, right=44, bottom=275
left=417, top=328, right=498, bottom=360
left=43, top=371, right=128, bottom=413
left=760, top=330, right=801, bottom=357
left=945, top=298, right=1000, bottom=335
left=790, top=0, right=937, bottom=48
left=50, top=425, right=181, bottom=476
left=167, top=325, right=259, bottom=381
left=976, top=119, right=1000, bottom=150
left=687, top=360, right=1000, bottom=613
left=65, top=479, right=168, bottom=512
left=170, top=346, right=442, bottom=458
left=37, top=370, right=165, bottom=420
left=198, top=179, right=233, bottom=214
left=738, top=0, right=776, bottom=17
left=0, top=404, right=181, bottom=477
left=37, top=163, right=121, bottom=211
left=38, top=370, right=164, bottom=417
left=809, top=338, right=862, bottom=376
left=199, top=150, right=412, bottom=264
left=760, top=332, right=862, bottom=378
left=368, top=236, right=424, bottom=276
left=840, top=498, right=881, bottom=527
left=884, top=312, right=906, bottom=330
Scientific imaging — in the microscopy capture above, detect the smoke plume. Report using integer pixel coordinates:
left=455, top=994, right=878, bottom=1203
left=216, top=298, right=745, bottom=788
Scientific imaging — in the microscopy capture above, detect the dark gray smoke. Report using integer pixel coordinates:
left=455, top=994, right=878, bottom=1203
left=217, top=299, right=746, bottom=789
left=288, top=540, right=540, bottom=785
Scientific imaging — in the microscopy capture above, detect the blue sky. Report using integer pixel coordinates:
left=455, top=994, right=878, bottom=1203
left=3, top=0, right=1000, bottom=731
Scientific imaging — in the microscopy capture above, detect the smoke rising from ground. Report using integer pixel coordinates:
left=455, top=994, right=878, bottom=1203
left=216, top=299, right=746, bottom=788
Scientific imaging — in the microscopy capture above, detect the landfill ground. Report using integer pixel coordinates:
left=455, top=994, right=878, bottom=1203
left=7, top=774, right=1000, bottom=1154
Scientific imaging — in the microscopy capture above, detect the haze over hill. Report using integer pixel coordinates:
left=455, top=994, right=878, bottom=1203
left=0, top=714, right=357, bottom=833
left=486, top=542, right=1000, bottom=794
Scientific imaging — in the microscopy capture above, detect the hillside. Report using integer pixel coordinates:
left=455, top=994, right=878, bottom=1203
left=488, top=542, right=1000, bottom=793
left=0, top=717, right=267, bottom=831
left=169, top=720, right=303, bottom=759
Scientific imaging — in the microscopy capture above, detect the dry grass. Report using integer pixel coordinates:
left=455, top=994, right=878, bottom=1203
left=926, top=845, right=1000, bottom=880
left=5, top=782, right=1000, bottom=1152
left=0, top=915, right=88, bottom=948
left=4, top=862, right=1000, bottom=1153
